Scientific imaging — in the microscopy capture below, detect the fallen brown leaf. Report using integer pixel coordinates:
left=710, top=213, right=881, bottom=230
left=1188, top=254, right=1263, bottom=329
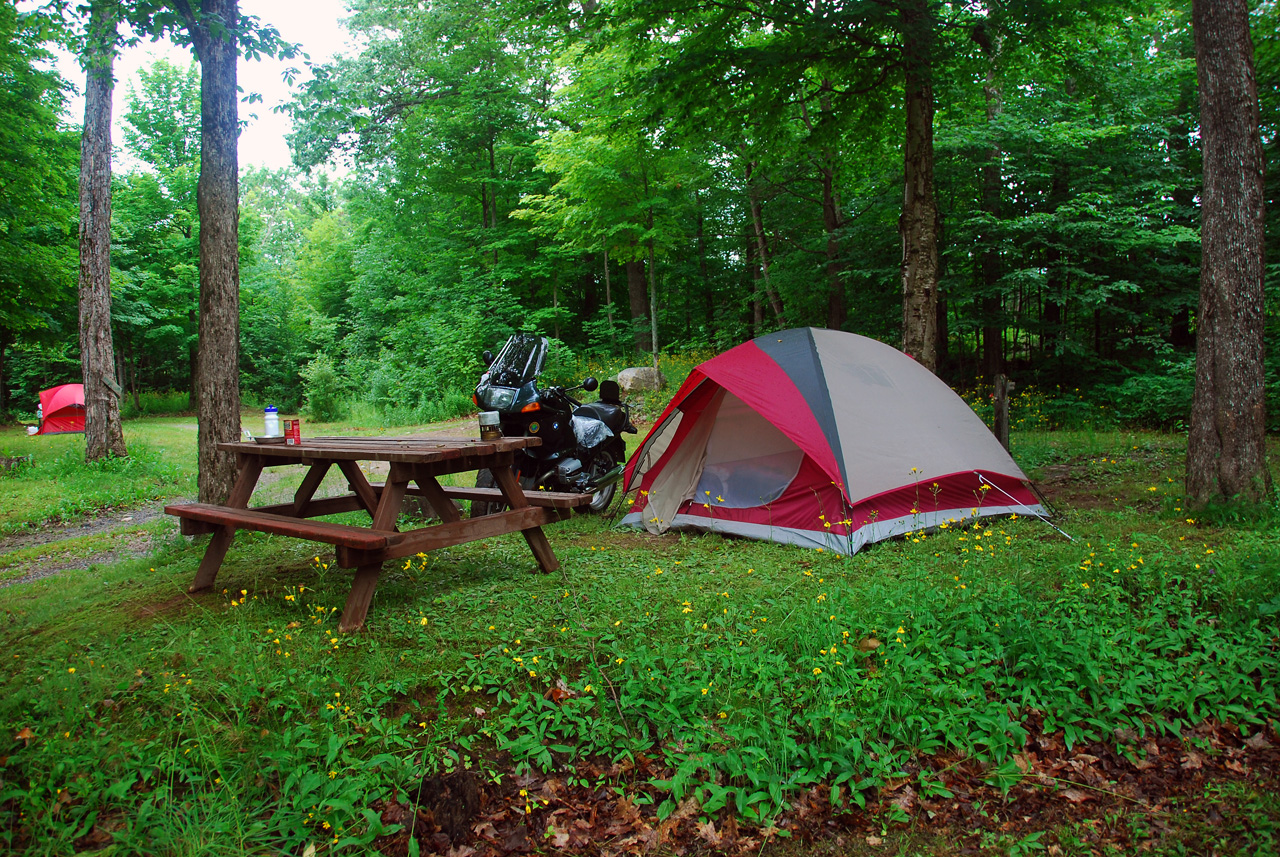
left=502, top=823, right=532, bottom=852
left=1245, top=732, right=1273, bottom=751
left=547, top=824, right=570, bottom=848
left=891, top=784, right=917, bottom=814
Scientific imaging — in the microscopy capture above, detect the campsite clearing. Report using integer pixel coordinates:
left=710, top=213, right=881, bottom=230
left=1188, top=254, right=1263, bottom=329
left=0, top=417, right=1277, bottom=856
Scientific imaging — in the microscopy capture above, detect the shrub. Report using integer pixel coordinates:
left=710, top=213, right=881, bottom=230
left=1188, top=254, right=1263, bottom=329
left=120, top=390, right=190, bottom=418
left=1102, top=357, right=1196, bottom=429
left=302, top=356, right=348, bottom=423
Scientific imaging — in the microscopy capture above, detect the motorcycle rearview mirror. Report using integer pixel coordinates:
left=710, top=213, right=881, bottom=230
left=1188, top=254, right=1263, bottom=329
left=582, top=376, right=599, bottom=392
left=482, top=350, right=494, bottom=366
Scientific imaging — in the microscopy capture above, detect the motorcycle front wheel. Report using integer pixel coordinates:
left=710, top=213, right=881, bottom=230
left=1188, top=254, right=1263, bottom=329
left=584, top=451, right=618, bottom=514
left=470, top=469, right=537, bottom=517
left=470, top=468, right=498, bottom=518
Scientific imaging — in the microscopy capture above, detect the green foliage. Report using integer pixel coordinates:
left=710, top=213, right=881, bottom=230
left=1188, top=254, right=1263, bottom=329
left=4, top=0, right=1277, bottom=437
left=119, top=390, right=190, bottom=418
left=0, top=3, right=78, bottom=412
left=444, top=525, right=1279, bottom=820
left=1101, top=358, right=1196, bottom=430
left=302, top=355, right=347, bottom=423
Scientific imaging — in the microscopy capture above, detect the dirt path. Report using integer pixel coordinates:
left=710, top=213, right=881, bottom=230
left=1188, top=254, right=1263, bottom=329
left=0, top=500, right=178, bottom=588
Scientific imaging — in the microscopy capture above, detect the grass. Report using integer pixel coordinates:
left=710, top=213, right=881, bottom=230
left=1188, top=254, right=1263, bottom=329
left=0, top=418, right=196, bottom=536
left=0, top=417, right=1278, bottom=855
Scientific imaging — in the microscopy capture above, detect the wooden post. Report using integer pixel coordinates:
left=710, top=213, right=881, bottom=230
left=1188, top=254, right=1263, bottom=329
left=994, top=373, right=1014, bottom=452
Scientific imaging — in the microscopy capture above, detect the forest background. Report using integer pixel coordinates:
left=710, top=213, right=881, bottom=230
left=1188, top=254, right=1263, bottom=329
left=1, top=0, right=1278, bottom=432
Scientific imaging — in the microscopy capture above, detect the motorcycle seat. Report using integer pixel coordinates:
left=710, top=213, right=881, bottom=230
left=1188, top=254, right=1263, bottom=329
left=575, top=400, right=627, bottom=434
left=599, top=379, right=622, bottom=404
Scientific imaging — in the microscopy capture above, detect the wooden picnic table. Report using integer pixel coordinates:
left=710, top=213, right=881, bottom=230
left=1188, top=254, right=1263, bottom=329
left=165, top=435, right=590, bottom=631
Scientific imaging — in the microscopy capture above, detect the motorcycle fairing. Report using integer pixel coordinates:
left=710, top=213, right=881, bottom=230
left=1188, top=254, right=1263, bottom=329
left=486, top=334, right=548, bottom=387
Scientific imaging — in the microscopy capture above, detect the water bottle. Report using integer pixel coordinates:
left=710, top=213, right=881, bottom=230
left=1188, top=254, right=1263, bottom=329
left=264, top=406, right=280, bottom=437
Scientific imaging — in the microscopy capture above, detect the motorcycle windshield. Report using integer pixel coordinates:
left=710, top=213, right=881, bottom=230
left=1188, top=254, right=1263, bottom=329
left=486, top=334, right=548, bottom=387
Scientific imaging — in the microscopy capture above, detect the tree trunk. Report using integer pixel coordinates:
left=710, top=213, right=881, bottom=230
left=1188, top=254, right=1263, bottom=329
left=647, top=240, right=659, bottom=368
left=602, top=244, right=615, bottom=347
left=625, top=259, right=650, bottom=352
left=78, top=0, right=127, bottom=461
left=745, top=164, right=785, bottom=326
left=899, top=0, right=940, bottom=371
left=979, top=34, right=1004, bottom=381
left=0, top=331, right=8, bottom=415
left=188, top=308, right=199, bottom=412
left=1186, top=0, right=1270, bottom=504
left=820, top=163, right=846, bottom=330
left=187, top=0, right=242, bottom=504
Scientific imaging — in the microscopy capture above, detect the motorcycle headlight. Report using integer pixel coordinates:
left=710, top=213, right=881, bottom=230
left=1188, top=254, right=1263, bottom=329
left=482, top=386, right=518, bottom=411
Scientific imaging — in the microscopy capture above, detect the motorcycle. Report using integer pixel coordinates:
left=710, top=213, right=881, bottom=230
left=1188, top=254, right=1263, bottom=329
left=471, top=333, right=636, bottom=516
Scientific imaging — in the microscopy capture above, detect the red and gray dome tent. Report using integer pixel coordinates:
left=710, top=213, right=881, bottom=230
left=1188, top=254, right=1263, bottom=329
left=621, top=328, right=1045, bottom=554
left=36, top=383, right=86, bottom=435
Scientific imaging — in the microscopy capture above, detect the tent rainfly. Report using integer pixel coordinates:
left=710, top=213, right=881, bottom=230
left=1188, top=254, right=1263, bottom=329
left=37, top=383, right=86, bottom=435
left=621, top=328, right=1046, bottom=554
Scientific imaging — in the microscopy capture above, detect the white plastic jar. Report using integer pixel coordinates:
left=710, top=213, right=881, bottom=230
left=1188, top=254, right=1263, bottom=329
left=264, top=406, right=280, bottom=437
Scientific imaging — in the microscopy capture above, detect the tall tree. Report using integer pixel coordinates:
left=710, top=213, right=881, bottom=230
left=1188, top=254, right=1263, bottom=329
left=1186, top=0, right=1270, bottom=503
left=172, top=0, right=242, bottom=504
left=898, top=0, right=940, bottom=370
left=78, top=0, right=127, bottom=460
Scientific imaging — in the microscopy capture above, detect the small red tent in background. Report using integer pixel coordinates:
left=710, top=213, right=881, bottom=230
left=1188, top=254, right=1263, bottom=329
left=37, top=384, right=86, bottom=435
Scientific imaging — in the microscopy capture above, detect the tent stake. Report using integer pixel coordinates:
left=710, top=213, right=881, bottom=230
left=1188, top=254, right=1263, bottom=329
left=975, top=472, right=1074, bottom=542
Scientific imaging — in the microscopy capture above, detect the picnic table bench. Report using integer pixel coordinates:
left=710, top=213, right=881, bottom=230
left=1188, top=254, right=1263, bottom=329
left=165, top=436, right=591, bottom=631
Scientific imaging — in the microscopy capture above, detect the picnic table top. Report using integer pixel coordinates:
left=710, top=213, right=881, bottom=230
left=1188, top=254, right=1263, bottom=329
left=217, top=434, right=542, bottom=464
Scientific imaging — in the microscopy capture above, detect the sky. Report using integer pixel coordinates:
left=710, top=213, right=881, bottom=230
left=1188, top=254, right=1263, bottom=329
left=50, top=0, right=356, bottom=171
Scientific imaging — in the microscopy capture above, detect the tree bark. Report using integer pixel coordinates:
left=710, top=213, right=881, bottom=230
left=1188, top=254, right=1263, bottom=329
left=899, top=0, right=940, bottom=371
left=181, top=0, right=242, bottom=504
left=1186, top=0, right=1270, bottom=504
left=745, top=162, right=785, bottom=325
left=647, top=239, right=659, bottom=368
left=978, top=31, right=1004, bottom=381
left=0, top=331, right=8, bottom=415
left=821, top=162, right=846, bottom=330
left=625, top=259, right=650, bottom=352
left=602, top=243, right=615, bottom=347
left=79, top=0, right=127, bottom=461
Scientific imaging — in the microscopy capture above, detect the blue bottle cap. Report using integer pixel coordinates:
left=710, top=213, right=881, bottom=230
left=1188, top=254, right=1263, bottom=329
left=265, top=405, right=278, bottom=413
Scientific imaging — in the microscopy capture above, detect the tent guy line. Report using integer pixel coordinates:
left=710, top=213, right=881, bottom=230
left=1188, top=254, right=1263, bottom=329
left=975, top=472, right=1075, bottom=542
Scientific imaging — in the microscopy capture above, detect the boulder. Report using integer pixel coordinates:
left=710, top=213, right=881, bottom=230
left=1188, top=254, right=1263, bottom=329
left=617, top=367, right=666, bottom=394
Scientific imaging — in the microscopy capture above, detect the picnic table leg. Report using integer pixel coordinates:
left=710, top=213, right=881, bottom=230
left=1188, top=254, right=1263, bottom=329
left=338, top=464, right=411, bottom=632
left=292, top=461, right=332, bottom=516
left=189, top=527, right=235, bottom=592
left=188, top=457, right=264, bottom=593
left=337, top=460, right=382, bottom=521
left=415, top=473, right=462, bottom=523
left=339, top=563, right=381, bottom=633
left=490, top=465, right=560, bottom=574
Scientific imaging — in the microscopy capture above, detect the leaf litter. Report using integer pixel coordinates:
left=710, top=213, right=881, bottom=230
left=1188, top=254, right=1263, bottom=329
left=363, top=717, right=1279, bottom=856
